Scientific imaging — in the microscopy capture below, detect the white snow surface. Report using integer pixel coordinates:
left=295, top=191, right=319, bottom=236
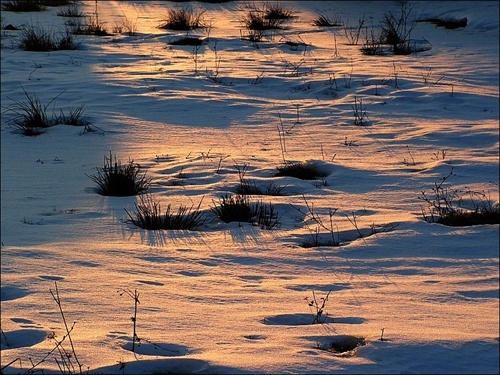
left=1, top=1, right=499, bottom=374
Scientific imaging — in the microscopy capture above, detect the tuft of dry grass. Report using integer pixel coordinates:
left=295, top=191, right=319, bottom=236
left=211, top=194, right=281, bottom=228
left=19, top=24, right=78, bottom=51
left=126, top=194, right=206, bottom=230
left=87, top=152, right=151, bottom=196
left=312, top=13, right=342, bottom=27
left=6, top=87, right=90, bottom=135
left=1, top=0, right=46, bottom=12
left=57, top=2, right=84, bottom=17
left=167, top=36, right=206, bottom=46
left=159, top=7, right=206, bottom=30
left=275, top=162, right=328, bottom=180
left=419, top=169, right=500, bottom=226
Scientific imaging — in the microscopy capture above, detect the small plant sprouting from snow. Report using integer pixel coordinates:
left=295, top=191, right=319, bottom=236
left=307, top=290, right=331, bottom=324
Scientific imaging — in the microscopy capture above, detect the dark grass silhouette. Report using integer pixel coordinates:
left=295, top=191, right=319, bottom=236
left=126, top=194, right=206, bottom=230
left=275, top=162, right=328, bottom=180
left=87, top=152, right=151, bottom=196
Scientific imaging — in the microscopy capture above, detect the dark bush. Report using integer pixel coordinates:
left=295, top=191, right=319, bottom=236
left=240, top=2, right=295, bottom=32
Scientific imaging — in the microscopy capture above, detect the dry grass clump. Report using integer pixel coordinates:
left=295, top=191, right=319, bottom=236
left=361, top=2, right=431, bottom=56
left=68, top=16, right=110, bottom=36
left=56, top=2, right=84, bottom=17
left=7, top=88, right=53, bottom=134
left=316, top=335, right=366, bottom=355
left=378, top=1, right=417, bottom=55
left=87, top=152, right=151, bottom=196
left=241, top=3, right=295, bottom=31
left=300, top=236, right=338, bottom=249
left=211, top=194, right=281, bottom=229
left=275, top=162, right=328, bottom=180
left=236, top=181, right=285, bottom=196
left=263, top=3, right=296, bottom=21
left=1, top=0, right=72, bottom=11
left=234, top=163, right=286, bottom=195
left=312, top=13, right=342, bottom=27
left=1, top=0, right=46, bottom=12
left=211, top=194, right=254, bottom=223
left=436, top=208, right=500, bottom=226
left=40, top=0, right=73, bottom=6
left=419, top=17, right=467, bottom=29
left=419, top=169, right=500, bottom=226
left=167, top=36, right=206, bottom=46
left=126, top=194, right=206, bottom=230
left=159, top=7, right=206, bottom=30
left=54, top=105, right=90, bottom=126
left=19, top=24, right=78, bottom=51
left=6, top=87, right=89, bottom=135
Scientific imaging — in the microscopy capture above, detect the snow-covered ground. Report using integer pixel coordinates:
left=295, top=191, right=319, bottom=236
left=1, top=1, right=498, bottom=373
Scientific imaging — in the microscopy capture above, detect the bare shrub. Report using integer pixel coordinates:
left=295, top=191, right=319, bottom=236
left=307, top=290, right=331, bottom=324
left=380, top=2, right=418, bottom=55
left=343, top=16, right=365, bottom=45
